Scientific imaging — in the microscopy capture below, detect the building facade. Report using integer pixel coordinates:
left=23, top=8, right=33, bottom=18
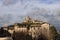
left=2, top=16, right=55, bottom=40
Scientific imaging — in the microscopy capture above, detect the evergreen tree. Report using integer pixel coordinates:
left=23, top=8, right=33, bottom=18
left=50, top=26, right=57, bottom=40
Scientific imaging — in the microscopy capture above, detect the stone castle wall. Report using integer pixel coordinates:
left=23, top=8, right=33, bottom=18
left=1, top=16, right=57, bottom=40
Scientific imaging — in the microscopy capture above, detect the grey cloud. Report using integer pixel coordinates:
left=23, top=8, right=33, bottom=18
left=27, top=7, right=60, bottom=30
left=0, top=14, right=26, bottom=27
left=1, top=0, right=19, bottom=6
left=2, top=0, right=59, bottom=6
left=0, top=0, right=60, bottom=31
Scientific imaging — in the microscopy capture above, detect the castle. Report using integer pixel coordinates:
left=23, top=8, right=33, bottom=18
left=1, top=16, right=57, bottom=40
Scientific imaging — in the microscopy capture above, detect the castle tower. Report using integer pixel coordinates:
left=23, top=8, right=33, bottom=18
left=23, top=16, right=32, bottom=23
left=25, top=16, right=31, bottom=21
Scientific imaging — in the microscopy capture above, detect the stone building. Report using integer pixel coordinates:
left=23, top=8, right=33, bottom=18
left=2, top=16, right=57, bottom=40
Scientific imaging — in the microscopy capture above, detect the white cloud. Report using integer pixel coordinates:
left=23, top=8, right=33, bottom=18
left=0, top=0, right=60, bottom=30
left=25, top=3, right=60, bottom=30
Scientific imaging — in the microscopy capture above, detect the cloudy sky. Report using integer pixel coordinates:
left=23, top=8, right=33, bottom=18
left=0, top=0, right=60, bottom=30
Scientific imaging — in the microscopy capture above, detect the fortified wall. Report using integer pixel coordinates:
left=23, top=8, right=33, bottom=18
left=1, top=16, right=57, bottom=40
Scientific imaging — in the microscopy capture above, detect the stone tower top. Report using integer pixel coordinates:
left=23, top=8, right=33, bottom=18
left=23, top=16, right=42, bottom=23
left=25, top=16, right=31, bottom=21
left=23, top=16, right=31, bottom=23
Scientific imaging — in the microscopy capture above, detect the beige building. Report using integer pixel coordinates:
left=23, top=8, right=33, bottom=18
left=2, top=16, right=55, bottom=40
